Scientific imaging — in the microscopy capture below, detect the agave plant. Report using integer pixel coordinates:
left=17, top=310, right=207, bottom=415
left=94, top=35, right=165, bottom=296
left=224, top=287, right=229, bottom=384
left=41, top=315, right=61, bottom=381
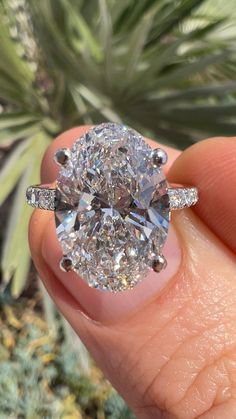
left=0, top=0, right=236, bottom=297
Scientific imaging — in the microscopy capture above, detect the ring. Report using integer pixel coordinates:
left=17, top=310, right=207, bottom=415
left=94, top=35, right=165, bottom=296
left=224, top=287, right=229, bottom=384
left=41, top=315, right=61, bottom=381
left=26, top=123, right=198, bottom=292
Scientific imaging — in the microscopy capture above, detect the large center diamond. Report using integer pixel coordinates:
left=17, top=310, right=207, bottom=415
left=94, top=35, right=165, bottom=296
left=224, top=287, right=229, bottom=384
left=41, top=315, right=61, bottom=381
left=55, top=123, right=170, bottom=291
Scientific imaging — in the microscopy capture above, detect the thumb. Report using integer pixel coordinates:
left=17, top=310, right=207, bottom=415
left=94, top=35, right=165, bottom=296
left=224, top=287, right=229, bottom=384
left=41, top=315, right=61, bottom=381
left=29, top=132, right=236, bottom=419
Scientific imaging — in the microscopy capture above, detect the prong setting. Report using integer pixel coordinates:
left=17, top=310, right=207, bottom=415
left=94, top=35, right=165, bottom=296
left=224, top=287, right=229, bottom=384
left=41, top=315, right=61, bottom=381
left=60, top=256, right=73, bottom=272
left=152, top=254, right=167, bottom=272
left=152, top=148, right=168, bottom=166
left=54, top=148, right=71, bottom=166
left=25, top=123, right=199, bottom=292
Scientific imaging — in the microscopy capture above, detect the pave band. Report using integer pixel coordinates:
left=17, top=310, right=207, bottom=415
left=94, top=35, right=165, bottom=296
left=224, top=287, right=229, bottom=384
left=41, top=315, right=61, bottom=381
left=26, top=186, right=58, bottom=211
left=168, top=187, right=198, bottom=210
left=26, top=185, right=198, bottom=212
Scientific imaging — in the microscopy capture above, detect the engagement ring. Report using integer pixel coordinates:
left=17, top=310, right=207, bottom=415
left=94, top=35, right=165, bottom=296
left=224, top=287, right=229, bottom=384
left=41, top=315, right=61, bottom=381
left=26, top=123, right=198, bottom=292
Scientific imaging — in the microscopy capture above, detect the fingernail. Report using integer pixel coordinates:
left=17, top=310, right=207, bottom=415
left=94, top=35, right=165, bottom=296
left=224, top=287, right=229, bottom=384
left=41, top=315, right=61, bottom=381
left=42, top=221, right=181, bottom=324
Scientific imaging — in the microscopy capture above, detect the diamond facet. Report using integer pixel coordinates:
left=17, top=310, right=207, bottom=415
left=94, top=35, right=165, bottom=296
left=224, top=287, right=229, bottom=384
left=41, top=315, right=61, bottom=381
left=55, top=123, right=170, bottom=291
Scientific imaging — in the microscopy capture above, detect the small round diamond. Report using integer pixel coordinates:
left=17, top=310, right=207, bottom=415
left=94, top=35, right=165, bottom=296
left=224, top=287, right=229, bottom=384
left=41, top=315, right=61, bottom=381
left=55, top=123, right=170, bottom=291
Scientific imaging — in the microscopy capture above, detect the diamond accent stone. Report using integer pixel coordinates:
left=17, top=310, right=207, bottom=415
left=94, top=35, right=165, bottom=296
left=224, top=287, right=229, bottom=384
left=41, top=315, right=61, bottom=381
left=168, top=187, right=198, bottom=210
left=26, top=186, right=57, bottom=211
left=55, top=123, right=170, bottom=291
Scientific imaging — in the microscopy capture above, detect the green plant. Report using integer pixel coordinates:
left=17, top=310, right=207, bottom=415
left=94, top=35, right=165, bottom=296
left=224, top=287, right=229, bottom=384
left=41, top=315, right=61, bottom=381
left=0, top=0, right=236, bottom=296
left=0, top=295, right=134, bottom=418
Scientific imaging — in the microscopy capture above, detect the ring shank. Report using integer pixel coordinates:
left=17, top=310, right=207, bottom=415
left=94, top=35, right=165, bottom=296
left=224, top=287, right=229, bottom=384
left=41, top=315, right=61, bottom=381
left=26, top=185, right=198, bottom=211
left=168, top=187, right=198, bottom=210
left=26, top=186, right=58, bottom=211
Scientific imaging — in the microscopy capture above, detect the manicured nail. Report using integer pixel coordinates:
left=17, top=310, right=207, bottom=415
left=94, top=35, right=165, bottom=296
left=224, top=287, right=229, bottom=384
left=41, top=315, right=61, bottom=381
left=42, top=219, right=181, bottom=324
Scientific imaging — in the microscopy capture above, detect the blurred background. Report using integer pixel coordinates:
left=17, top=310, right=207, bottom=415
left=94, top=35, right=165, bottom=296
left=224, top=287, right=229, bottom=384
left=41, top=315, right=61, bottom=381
left=0, top=0, right=236, bottom=417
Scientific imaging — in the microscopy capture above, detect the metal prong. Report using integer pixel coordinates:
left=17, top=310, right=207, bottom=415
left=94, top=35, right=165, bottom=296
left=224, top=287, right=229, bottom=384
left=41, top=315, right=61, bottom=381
left=54, top=148, right=70, bottom=166
left=60, top=256, right=73, bottom=272
left=152, top=148, right=168, bottom=166
left=152, top=254, right=167, bottom=272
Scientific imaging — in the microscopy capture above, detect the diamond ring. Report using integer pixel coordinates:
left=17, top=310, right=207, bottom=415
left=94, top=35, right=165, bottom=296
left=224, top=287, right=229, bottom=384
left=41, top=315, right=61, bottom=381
left=26, top=123, right=198, bottom=292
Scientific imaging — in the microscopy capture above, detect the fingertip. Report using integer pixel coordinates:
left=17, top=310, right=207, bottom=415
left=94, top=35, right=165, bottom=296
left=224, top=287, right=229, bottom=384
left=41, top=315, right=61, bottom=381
left=28, top=209, right=53, bottom=265
left=169, top=136, right=236, bottom=179
left=169, top=136, right=236, bottom=252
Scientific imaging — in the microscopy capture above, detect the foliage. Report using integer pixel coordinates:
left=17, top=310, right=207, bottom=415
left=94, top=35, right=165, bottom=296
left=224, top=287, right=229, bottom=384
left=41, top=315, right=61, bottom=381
left=0, top=0, right=236, bottom=297
left=0, top=294, right=134, bottom=418
left=0, top=1, right=236, bottom=416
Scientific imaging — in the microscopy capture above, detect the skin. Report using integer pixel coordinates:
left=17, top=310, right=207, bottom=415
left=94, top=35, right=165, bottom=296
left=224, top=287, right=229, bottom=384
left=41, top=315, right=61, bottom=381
left=29, top=127, right=236, bottom=419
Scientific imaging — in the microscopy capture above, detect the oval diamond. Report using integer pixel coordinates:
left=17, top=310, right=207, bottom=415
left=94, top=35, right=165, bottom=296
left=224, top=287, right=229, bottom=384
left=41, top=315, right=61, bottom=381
left=55, top=123, right=170, bottom=291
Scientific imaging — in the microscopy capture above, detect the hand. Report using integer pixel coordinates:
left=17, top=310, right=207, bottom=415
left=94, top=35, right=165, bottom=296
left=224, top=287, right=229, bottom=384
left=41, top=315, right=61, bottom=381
left=29, top=126, right=236, bottom=419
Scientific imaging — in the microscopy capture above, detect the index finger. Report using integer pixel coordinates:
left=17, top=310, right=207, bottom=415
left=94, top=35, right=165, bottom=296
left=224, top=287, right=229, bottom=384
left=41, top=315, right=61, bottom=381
left=169, top=137, right=236, bottom=253
left=29, top=129, right=236, bottom=419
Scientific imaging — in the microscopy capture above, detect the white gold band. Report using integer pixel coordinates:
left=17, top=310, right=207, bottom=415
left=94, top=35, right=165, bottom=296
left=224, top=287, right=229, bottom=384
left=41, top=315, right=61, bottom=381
left=26, top=185, right=198, bottom=211
left=168, top=187, right=198, bottom=210
left=26, top=186, right=58, bottom=211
